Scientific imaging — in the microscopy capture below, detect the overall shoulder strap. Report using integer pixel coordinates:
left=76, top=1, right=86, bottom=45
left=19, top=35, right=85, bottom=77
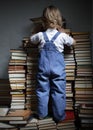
left=51, top=31, right=60, bottom=42
left=43, top=32, right=49, bottom=42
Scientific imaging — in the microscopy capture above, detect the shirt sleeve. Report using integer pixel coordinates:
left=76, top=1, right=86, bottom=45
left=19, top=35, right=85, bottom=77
left=62, top=33, right=74, bottom=46
left=30, top=32, right=40, bottom=44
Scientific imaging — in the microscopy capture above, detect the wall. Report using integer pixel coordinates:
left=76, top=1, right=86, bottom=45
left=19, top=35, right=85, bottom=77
left=91, top=1, right=93, bottom=64
left=0, top=0, right=92, bottom=78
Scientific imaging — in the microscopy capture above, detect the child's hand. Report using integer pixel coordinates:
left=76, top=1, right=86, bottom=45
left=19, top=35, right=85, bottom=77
left=57, top=26, right=63, bottom=32
left=57, top=26, right=68, bottom=33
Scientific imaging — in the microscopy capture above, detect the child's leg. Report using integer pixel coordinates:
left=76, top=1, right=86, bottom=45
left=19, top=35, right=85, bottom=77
left=50, top=53, right=66, bottom=122
left=36, top=73, right=50, bottom=118
left=51, top=75, right=66, bottom=122
left=36, top=51, right=50, bottom=118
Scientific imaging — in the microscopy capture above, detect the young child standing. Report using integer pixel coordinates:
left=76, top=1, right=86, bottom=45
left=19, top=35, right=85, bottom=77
left=30, top=5, right=75, bottom=123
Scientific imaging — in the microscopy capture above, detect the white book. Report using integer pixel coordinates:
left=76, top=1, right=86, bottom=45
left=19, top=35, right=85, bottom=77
left=9, top=73, right=25, bottom=78
left=11, top=55, right=26, bottom=60
left=9, top=77, right=26, bottom=80
left=12, top=52, right=27, bottom=56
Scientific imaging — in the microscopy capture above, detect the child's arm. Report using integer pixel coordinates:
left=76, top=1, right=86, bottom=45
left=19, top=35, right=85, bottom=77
left=57, top=27, right=76, bottom=46
left=72, top=39, right=76, bottom=46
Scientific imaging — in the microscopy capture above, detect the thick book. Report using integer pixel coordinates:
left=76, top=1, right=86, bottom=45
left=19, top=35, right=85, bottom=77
left=11, top=55, right=26, bottom=60
left=9, top=73, right=25, bottom=78
left=0, top=109, right=32, bottom=121
left=9, top=120, right=28, bottom=125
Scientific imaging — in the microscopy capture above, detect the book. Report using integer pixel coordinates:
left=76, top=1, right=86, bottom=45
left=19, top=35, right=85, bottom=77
left=19, top=116, right=38, bottom=129
left=0, top=109, right=32, bottom=121
left=0, top=107, right=9, bottom=116
left=9, top=73, right=25, bottom=78
left=0, top=122, right=16, bottom=129
left=11, top=55, right=26, bottom=60
left=11, top=52, right=27, bottom=57
left=80, top=108, right=93, bottom=114
left=9, top=120, right=28, bottom=125
left=79, top=113, right=93, bottom=118
left=10, top=83, right=25, bottom=90
left=38, top=117, right=54, bottom=125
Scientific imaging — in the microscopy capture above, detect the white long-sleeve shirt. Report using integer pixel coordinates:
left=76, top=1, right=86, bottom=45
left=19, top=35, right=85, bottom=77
left=30, top=28, right=74, bottom=53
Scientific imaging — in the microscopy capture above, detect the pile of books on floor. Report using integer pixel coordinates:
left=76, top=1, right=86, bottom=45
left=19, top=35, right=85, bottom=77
left=0, top=107, right=32, bottom=130
left=72, top=32, right=93, bottom=129
left=5, top=30, right=86, bottom=130
left=57, top=111, right=76, bottom=130
left=6, top=31, right=93, bottom=130
left=0, top=107, right=76, bottom=130
left=20, top=116, right=57, bottom=130
left=8, top=49, right=27, bottom=110
left=37, top=117, right=56, bottom=130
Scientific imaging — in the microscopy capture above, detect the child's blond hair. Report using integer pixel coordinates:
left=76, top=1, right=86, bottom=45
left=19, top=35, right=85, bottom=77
left=42, top=5, right=62, bottom=30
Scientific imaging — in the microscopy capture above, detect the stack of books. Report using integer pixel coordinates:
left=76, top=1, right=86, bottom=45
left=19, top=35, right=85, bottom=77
left=72, top=32, right=93, bottom=129
left=20, top=117, right=38, bottom=130
left=66, top=81, right=74, bottom=111
left=25, top=45, right=38, bottom=112
left=64, top=45, right=75, bottom=116
left=73, top=32, right=92, bottom=77
left=8, top=49, right=27, bottom=110
left=37, top=117, right=57, bottom=130
left=64, top=45, right=76, bottom=81
left=0, top=107, right=32, bottom=129
left=63, top=35, right=76, bottom=129
left=78, top=104, right=93, bottom=129
left=57, top=110, right=76, bottom=130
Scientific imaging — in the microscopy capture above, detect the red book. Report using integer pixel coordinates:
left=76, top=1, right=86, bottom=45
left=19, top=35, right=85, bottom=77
left=65, top=111, right=75, bottom=120
left=59, top=111, right=75, bottom=123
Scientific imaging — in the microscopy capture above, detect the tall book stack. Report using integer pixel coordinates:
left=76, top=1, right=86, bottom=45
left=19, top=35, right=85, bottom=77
left=22, top=37, right=38, bottom=112
left=62, top=36, right=76, bottom=130
left=8, top=49, right=27, bottom=110
left=72, top=32, right=93, bottom=129
left=26, top=44, right=38, bottom=112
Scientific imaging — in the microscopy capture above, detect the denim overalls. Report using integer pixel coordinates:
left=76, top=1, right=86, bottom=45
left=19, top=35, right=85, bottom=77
left=36, top=31, right=66, bottom=122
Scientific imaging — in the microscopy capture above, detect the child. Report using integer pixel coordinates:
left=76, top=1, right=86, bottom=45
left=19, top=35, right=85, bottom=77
left=30, top=5, right=76, bottom=123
